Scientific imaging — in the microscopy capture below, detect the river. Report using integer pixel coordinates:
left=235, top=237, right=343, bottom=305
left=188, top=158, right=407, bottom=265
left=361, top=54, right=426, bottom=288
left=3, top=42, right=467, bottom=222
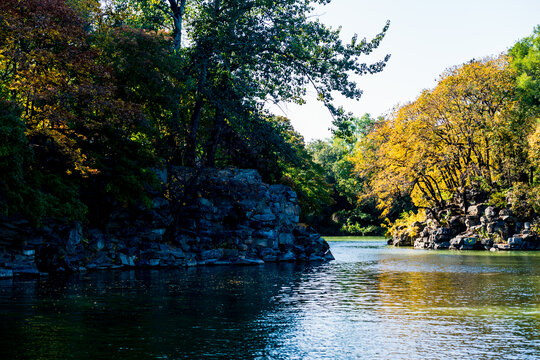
left=1, top=238, right=539, bottom=359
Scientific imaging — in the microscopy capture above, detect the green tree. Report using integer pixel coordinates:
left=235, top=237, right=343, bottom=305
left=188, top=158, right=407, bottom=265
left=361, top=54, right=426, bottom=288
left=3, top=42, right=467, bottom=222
left=105, top=0, right=390, bottom=168
left=509, top=25, right=540, bottom=110
left=0, top=101, right=30, bottom=217
left=223, top=115, right=333, bottom=216
left=307, top=114, right=389, bottom=235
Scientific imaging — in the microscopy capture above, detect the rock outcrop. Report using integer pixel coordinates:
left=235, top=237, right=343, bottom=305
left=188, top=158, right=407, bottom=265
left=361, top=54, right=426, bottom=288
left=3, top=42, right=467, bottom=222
left=410, top=205, right=539, bottom=251
left=0, top=167, right=334, bottom=277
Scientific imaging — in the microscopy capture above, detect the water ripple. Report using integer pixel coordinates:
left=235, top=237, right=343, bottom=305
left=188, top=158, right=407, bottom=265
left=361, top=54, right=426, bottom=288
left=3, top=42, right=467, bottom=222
left=0, top=240, right=539, bottom=359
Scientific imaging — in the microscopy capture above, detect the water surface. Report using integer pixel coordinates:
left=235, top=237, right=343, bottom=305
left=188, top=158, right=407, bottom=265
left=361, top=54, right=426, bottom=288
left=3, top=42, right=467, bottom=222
left=1, top=239, right=539, bottom=359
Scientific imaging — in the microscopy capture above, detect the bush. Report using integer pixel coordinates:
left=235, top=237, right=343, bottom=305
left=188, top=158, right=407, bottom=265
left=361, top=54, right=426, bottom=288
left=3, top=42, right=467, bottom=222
left=385, top=210, right=426, bottom=239
left=507, top=183, right=540, bottom=219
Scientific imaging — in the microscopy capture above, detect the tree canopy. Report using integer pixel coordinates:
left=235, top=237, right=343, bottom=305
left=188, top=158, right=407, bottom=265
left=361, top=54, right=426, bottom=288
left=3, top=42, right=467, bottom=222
left=350, top=57, right=529, bottom=218
left=0, top=0, right=389, bottom=225
left=101, top=0, right=390, bottom=167
left=345, top=25, right=540, bottom=237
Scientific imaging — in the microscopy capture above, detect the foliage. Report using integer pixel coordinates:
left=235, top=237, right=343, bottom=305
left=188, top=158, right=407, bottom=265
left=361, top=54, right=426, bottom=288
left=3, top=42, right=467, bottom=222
left=344, top=26, right=540, bottom=239
left=0, top=100, right=87, bottom=222
left=0, top=101, right=31, bottom=216
left=308, top=137, right=359, bottom=202
left=65, top=0, right=102, bottom=28
left=351, top=57, right=527, bottom=220
left=103, top=0, right=173, bottom=31
left=384, top=209, right=426, bottom=240
left=509, top=25, right=540, bottom=110
left=0, top=0, right=156, bottom=222
left=281, top=165, right=334, bottom=217
left=510, top=26, right=540, bottom=188
left=528, top=121, right=540, bottom=181
left=306, top=114, right=393, bottom=235
left=339, top=206, right=384, bottom=236
left=487, top=189, right=508, bottom=209
left=91, top=26, right=179, bottom=160
left=332, top=113, right=378, bottom=145
left=104, top=0, right=391, bottom=167
left=506, top=183, right=540, bottom=219
left=240, top=115, right=333, bottom=216
left=0, top=0, right=391, bottom=229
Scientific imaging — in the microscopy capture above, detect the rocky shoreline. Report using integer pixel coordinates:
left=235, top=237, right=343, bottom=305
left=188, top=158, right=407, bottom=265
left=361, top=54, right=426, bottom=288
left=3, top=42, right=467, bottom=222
left=390, top=204, right=539, bottom=251
left=0, top=168, right=334, bottom=279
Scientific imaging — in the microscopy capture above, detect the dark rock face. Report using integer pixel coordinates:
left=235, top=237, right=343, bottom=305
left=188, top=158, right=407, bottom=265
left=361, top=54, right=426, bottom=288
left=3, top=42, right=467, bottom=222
left=411, top=205, right=540, bottom=251
left=0, top=168, right=333, bottom=277
left=168, top=168, right=333, bottom=264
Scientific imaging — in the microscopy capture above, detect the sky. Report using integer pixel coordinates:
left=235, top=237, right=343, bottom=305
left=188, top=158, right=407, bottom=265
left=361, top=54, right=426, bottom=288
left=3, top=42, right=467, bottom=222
left=271, top=0, right=540, bottom=141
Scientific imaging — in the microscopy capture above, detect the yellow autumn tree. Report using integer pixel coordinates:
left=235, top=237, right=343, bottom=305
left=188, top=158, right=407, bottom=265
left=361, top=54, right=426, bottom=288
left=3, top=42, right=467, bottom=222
left=351, top=56, right=531, bottom=220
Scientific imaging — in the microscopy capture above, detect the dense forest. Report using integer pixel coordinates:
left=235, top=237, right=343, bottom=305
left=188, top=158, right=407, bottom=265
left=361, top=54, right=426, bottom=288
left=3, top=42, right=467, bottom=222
left=1, top=0, right=539, bottom=238
left=0, top=0, right=390, bottom=229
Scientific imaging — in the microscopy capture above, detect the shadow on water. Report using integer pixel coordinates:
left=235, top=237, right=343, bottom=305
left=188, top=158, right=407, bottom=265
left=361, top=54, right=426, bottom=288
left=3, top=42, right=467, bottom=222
left=1, top=240, right=540, bottom=359
left=0, top=264, right=312, bottom=359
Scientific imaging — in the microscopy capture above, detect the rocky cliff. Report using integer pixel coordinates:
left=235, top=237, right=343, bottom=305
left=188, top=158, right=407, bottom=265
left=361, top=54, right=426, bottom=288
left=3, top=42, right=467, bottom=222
left=0, top=167, right=334, bottom=278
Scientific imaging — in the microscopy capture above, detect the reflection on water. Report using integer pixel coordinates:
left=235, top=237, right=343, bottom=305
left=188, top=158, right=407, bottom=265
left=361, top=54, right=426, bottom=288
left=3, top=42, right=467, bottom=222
left=1, top=240, right=539, bottom=359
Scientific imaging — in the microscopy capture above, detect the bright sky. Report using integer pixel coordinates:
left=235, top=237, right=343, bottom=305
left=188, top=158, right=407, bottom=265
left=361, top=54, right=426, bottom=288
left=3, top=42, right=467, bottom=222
left=274, top=0, right=540, bottom=141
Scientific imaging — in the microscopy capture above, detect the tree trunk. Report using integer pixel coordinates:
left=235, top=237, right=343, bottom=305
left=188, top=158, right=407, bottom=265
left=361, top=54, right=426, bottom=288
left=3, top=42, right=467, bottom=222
left=205, top=110, right=225, bottom=167
left=184, top=54, right=208, bottom=167
left=185, top=98, right=204, bottom=167
left=168, top=0, right=186, bottom=52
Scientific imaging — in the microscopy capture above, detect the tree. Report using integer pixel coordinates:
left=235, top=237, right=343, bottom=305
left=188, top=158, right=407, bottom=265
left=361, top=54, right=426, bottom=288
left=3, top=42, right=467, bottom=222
left=0, top=0, right=156, bottom=222
left=305, top=114, right=391, bottom=235
left=509, top=25, right=540, bottom=110
left=0, top=101, right=29, bottom=216
left=351, top=57, right=525, bottom=219
left=223, top=115, right=333, bottom=216
left=91, top=26, right=180, bottom=159
left=510, top=26, right=540, bottom=186
left=105, top=0, right=391, bottom=167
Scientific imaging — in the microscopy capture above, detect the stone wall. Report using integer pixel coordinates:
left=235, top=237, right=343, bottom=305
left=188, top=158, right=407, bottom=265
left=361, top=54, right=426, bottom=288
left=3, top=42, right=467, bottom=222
left=0, top=168, right=334, bottom=278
